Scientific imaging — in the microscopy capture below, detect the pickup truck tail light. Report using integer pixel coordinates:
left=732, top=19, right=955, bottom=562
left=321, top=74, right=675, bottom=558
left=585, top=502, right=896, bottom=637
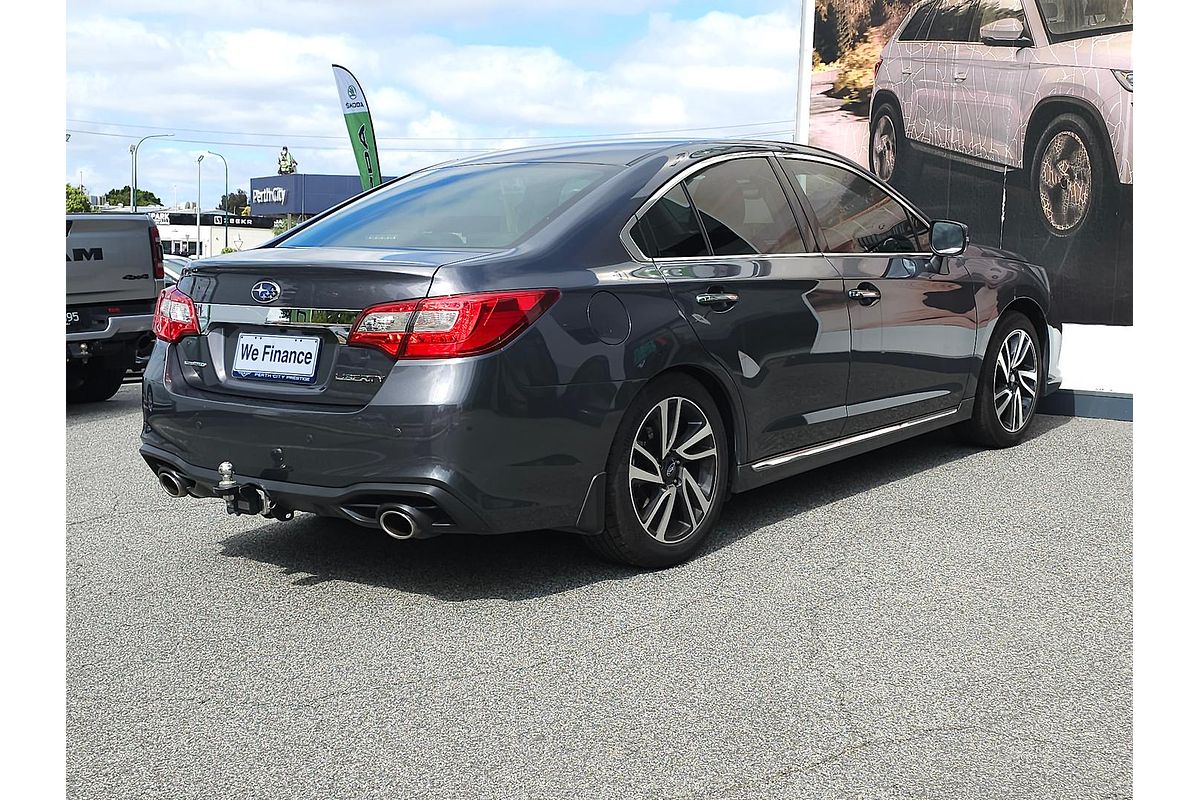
left=873, top=57, right=882, bottom=80
left=153, top=287, right=200, bottom=343
left=149, top=224, right=164, bottom=280
left=348, top=289, right=559, bottom=359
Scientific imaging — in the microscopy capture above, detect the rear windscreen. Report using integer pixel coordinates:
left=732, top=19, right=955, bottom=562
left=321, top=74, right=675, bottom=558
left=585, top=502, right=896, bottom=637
left=279, top=162, right=618, bottom=250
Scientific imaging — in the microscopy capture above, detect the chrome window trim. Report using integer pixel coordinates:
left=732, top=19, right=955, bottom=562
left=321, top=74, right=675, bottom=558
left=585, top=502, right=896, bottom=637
left=619, top=149, right=936, bottom=264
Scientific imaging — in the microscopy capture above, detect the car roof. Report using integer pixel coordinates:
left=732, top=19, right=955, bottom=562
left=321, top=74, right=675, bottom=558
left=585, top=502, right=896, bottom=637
left=452, top=138, right=839, bottom=167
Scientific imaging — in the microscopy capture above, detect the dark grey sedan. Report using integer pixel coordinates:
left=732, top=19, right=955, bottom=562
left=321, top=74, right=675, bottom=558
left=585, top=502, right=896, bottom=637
left=141, top=139, right=1061, bottom=567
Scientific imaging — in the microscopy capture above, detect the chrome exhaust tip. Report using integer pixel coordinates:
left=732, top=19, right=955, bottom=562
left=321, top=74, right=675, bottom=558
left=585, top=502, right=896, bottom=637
left=378, top=507, right=419, bottom=540
left=158, top=470, right=190, bottom=498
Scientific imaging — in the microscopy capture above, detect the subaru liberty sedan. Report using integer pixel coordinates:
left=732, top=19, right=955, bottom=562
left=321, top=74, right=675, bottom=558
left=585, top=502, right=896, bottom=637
left=141, top=139, right=1061, bottom=568
left=871, top=0, right=1132, bottom=237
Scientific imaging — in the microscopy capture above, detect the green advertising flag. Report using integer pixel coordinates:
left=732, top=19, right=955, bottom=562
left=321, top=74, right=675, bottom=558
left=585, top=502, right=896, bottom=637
left=332, top=64, right=382, bottom=192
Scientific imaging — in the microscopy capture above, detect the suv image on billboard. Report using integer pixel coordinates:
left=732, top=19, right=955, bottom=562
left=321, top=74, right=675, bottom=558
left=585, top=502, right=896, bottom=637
left=870, top=0, right=1132, bottom=237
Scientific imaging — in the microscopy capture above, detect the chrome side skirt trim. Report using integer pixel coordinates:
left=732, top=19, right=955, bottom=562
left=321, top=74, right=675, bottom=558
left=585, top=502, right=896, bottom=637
left=750, top=407, right=960, bottom=472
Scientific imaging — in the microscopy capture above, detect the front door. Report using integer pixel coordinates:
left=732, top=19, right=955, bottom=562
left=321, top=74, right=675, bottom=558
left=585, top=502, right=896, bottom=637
left=778, top=155, right=977, bottom=435
left=630, top=155, right=852, bottom=462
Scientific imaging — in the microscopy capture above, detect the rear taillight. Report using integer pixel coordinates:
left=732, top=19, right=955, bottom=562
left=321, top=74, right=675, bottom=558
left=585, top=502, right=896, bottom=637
left=873, top=57, right=882, bottom=80
left=153, top=287, right=200, bottom=343
left=348, top=289, right=559, bottom=359
left=149, top=224, right=164, bottom=280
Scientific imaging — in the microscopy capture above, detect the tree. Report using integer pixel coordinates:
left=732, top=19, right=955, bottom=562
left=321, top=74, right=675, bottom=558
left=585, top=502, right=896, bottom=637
left=220, top=189, right=248, bottom=214
left=66, top=183, right=92, bottom=213
left=272, top=215, right=299, bottom=235
left=104, top=185, right=163, bottom=207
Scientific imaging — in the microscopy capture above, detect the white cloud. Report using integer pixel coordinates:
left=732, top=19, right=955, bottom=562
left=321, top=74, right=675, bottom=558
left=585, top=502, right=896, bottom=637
left=66, top=3, right=803, bottom=208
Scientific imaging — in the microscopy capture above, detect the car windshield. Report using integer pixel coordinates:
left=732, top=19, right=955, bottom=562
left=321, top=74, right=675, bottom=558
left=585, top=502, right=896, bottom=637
left=279, top=162, right=618, bottom=250
left=1037, top=0, right=1132, bottom=40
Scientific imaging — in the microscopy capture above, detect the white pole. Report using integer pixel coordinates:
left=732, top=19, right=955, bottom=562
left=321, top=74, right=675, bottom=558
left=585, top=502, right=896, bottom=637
left=794, top=0, right=815, bottom=145
left=196, top=155, right=204, bottom=257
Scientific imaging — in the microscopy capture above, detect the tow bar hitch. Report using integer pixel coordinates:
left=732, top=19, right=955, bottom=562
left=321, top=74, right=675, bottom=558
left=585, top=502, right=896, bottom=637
left=214, top=461, right=295, bottom=521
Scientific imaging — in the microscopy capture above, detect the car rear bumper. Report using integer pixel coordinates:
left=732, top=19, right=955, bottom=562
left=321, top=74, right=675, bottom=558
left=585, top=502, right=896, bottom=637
left=66, top=313, right=154, bottom=342
left=139, top=343, right=634, bottom=536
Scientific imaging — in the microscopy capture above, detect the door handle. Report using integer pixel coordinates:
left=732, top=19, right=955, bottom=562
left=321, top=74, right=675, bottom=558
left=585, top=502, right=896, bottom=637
left=847, top=285, right=881, bottom=305
left=953, top=72, right=968, bottom=81
left=901, top=68, right=913, bottom=75
left=696, top=292, right=739, bottom=307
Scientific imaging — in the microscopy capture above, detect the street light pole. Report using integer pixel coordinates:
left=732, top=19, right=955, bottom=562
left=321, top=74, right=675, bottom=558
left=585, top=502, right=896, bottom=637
left=131, top=133, right=173, bottom=212
left=196, top=155, right=205, bottom=258
left=206, top=151, right=229, bottom=250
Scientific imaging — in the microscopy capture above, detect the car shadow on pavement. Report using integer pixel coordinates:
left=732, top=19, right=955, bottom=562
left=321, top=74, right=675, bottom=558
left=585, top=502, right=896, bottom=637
left=216, top=412, right=1070, bottom=599
left=217, top=415, right=1072, bottom=602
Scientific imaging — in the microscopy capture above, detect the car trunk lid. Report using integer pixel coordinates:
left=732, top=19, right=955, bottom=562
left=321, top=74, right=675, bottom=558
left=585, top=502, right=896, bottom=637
left=172, top=246, right=492, bottom=406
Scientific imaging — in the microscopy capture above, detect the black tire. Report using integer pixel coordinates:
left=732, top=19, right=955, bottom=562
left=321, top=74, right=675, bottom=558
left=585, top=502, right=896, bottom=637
left=1029, top=112, right=1112, bottom=238
left=67, top=359, right=127, bottom=404
left=961, top=313, right=1043, bottom=449
left=586, top=373, right=729, bottom=569
left=869, top=101, right=916, bottom=186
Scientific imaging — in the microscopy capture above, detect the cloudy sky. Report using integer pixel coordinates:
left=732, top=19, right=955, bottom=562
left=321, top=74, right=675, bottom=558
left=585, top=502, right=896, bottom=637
left=66, top=0, right=805, bottom=209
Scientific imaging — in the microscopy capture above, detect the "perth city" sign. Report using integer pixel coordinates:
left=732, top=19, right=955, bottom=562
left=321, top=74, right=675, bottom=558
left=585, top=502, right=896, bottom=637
left=252, top=187, right=288, bottom=204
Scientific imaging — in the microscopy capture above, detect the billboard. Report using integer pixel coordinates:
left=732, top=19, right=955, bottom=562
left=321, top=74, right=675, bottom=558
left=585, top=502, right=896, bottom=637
left=807, top=0, right=1132, bottom=325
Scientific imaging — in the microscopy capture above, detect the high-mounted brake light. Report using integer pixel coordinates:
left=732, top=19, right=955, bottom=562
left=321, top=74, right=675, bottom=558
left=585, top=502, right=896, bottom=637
left=348, top=289, right=560, bottom=359
left=153, top=287, right=200, bottom=343
left=149, top=224, right=164, bottom=280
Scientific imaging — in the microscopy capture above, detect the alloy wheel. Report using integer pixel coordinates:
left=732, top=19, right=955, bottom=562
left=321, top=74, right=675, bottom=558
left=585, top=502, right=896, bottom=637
left=872, top=114, right=897, bottom=183
left=994, top=329, right=1039, bottom=433
left=628, top=396, right=719, bottom=544
left=1038, top=130, right=1092, bottom=233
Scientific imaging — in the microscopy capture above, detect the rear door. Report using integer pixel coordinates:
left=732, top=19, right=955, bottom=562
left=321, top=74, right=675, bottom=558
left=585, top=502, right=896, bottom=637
left=887, top=0, right=939, bottom=142
left=631, top=155, right=851, bottom=461
left=779, top=156, right=977, bottom=435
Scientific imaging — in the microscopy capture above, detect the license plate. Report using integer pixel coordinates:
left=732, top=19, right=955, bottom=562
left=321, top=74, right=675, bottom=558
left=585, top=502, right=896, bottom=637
left=231, top=333, right=321, bottom=383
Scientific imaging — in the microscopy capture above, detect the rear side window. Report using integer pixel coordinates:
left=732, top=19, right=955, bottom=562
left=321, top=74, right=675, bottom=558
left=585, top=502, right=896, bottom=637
left=782, top=160, right=928, bottom=254
left=898, top=1, right=937, bottom=40
left=683, top=158, right=806, bottom=256
left=633, top=184, right=708, bottom=258
left=927, top=0, right=978, bottom=41
left=280, top=162, right=617, bottom=250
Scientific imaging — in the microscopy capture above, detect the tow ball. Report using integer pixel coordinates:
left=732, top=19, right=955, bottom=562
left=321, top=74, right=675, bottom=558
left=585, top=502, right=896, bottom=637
left=214, top=461, right=295, bottom=521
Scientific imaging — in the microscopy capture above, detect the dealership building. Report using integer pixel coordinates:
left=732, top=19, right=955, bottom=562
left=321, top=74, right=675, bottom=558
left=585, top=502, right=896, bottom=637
left=148, top=210, right=276, bottom=258
left=248, top=173, right=393, bottom=218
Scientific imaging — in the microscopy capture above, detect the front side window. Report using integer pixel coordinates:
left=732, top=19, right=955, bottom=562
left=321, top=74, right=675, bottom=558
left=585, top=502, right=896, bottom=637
left=971, top=0, right=1026, bottom=41
left=899, top=1, right=937, bottom=41
left=280, top=162, right=617, bottom=250
left=1037, top=0, right=1132, bottom=41
left=632, top=184, right=708, bottom=259
left=782, top=160, right=928, bottom=254
left=682, top=158, right=806, bottom=256
left=927, top=0, right=978, bottom=41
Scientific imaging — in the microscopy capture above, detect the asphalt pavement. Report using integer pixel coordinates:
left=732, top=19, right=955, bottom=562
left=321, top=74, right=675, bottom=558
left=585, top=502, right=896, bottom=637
left=66, top=385, right=1132, bottom=799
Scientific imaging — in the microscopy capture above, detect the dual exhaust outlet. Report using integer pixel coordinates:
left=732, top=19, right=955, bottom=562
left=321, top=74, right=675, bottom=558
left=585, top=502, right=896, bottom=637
left=157, top=465, right=433, bottom=539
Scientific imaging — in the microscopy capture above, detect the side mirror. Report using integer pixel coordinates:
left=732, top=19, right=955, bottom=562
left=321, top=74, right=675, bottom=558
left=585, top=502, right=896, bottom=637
left=931, top=220, right=969, bottom=257
left=980, top=17, right=1032, bottom=47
